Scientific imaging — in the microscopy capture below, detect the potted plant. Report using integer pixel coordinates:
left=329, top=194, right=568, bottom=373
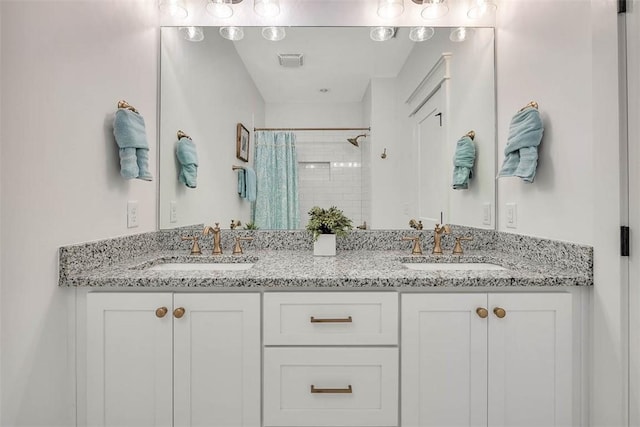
left=306, top=206, right=353, bottom=256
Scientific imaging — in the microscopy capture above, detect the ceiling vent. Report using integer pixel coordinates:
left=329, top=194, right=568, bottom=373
left=278, top=53, right=304, bottom=68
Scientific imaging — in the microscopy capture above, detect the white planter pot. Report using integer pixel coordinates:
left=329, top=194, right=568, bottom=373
left=313, top=234, right=336, bottom=256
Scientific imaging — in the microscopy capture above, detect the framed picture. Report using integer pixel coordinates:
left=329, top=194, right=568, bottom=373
left=236, top=123, right=250, bottom=162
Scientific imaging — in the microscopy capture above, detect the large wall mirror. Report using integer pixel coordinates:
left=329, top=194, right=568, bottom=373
left=159, top=26, right=496, bottom=230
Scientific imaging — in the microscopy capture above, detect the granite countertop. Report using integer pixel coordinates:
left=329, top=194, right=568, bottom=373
left=60, top=249, right=593, bottom=288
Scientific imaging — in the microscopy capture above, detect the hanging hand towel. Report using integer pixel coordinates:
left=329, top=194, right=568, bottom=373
left=113, top=108, right=152, bottom=181
left=237, top=169, right=247, bottom=198
left=244, top=166, right=257, bottom=202
left=452, top=135, right=476, bottom=189
left=176, top=136, right=198, bottom=188
left=498, top=106, right=544, bottom=183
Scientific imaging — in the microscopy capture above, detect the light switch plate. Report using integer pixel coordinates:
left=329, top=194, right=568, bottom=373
left=169, top=201, right=177, bottom=223
left=482, top=203, right=491, bottom=225
left=506, top=203, right=517, bottom=229
left=127, top=201, right=139, bottom=228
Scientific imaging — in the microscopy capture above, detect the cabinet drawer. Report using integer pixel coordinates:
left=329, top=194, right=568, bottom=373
left=263, top=292, right=398, bottom=345
left=264, top=347, right=398, bottom=427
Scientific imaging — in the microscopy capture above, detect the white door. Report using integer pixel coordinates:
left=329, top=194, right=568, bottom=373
left=487, top=293, right=572, bottom=427
left=627, top=2, right=640, bottom=424
left=86, top=292, right=173, bottom=427
left=416, top=88, right=447, bottom=228
left=173, top=293, right=261, bottom=427
left=401, top=293, right=488, bottom=427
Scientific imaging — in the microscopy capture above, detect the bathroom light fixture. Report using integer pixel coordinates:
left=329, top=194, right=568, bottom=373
left=467, top=0, right=497, bottom=19
left=450, top=27, right=472, bottom=42
left=262, top=26, right=286, bottom=41
left=220, top=26, right=244, bottom=41
left=377, top=0, right=404, bottom=19
left=180, top=26, right=204, bottom=42
left=206, top=0, right=234, bottom=18
left=254, top=0, right=280, bottom=17
left=409, top=26, right=434, bottom=42
left=370, top=26, right=395, bottom=42
left=159, top=0, right=188, bottom=18
left=421, top=0, right=449, bottom=20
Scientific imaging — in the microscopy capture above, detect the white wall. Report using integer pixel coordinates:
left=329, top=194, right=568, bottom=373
left=496, top=0, right=594, bottom=245
left=0, top=1, right=158, bottom=425
left=497, top=1, right=623, bottom=425
left=160, top=27, right=264, bottom=229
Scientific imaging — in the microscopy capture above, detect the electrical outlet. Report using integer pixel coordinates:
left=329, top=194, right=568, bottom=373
left=169, top=201, right=178, bottom=223
left=482, top=203, right=491, bottom=225
left=506, top=203, right=517, bottom=229
left=127, top=201, right=139, bottom=228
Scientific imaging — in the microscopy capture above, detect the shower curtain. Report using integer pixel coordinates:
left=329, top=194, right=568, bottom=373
left=252, top=131, right=300, bottom=229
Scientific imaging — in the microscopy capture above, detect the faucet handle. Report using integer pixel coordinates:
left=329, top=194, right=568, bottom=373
left=230, top=219, right=241, bottom=230
left=402, top=236, right=423, bottom=256
left=181, top=235, right=202, bottom=255
left=233, top=237, right=254, bottom=255
left=452, top=236, right=473, bottom=255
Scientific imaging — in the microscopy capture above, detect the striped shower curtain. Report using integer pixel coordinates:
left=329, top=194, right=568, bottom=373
left=252, top=131, right=300, bottom=229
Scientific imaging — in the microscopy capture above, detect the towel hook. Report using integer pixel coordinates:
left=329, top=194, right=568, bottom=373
left=117, top=100, right=138, bottom=113
left=465, top=130, right=476, bottom=140
left=519, top=101, right=538, bottom=112
left=177, top=130, right=191, bottom=140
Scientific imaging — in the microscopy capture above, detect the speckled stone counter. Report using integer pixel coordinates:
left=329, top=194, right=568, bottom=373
left=58, top=227, right=593, bottom=288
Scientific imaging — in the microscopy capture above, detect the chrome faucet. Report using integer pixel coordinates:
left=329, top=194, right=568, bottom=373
left=432, top=224, right=451, bottom=254
left=203, top=223, right=223, bottom=255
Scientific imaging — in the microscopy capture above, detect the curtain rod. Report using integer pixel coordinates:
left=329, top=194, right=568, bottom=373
left=253, top=127, right=371, bottom=132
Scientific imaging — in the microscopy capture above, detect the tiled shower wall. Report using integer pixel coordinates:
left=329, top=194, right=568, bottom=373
left=296, top=131, right=366, bottom=227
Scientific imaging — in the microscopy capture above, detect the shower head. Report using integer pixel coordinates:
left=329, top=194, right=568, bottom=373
left=347, top=134, right=367, bottom=147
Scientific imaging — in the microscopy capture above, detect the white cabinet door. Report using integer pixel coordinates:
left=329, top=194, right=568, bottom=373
left=487, top=293, right=572, bottom=427
left=402, top=294, right=488, bottom=427
left=87, top=292, right=173, bottom=427
left=173, top=293, right=261, bottom=427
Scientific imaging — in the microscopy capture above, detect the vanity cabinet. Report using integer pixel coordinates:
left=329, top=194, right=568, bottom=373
left=86, top=292, right=260, bottom=427
left=263, top=292, right=399, bottom=427
left=401, top=292, right=573, bottom=427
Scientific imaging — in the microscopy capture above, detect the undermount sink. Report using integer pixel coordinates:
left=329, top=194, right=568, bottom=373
left=147, top=263, right=254, bottom=271
left=402, top=262, right=506, bottom=271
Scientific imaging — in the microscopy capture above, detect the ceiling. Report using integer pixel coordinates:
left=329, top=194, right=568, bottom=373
left=228, top=27, right=416, bottom=104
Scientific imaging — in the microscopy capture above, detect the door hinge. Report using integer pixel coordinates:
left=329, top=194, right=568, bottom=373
left=435, top=112, right=442, bottom=126
left=621, top=226, right=630, bottom=256
left=618, top=0, right=627, bottom=14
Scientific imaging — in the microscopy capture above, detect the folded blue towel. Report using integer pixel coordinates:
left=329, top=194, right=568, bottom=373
left=237, top=169, right=247, bottom=198
left=176, top=136, right=198, bottom=188
left=498, top=106, right=544, bottom=183
left=113, top=109, right=152, bottom=181
left=452, top=135, right=476, bottom=189
left=245, top=166, right=257, bottom=202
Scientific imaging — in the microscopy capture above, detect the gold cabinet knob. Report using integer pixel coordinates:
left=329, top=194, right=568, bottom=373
left=493, top=307, right=506, bottom=318
left=476, top=307, right=488, bottom=318
left=155, top=307, right=168, bottom=318
left=173, top=307, right=186, bottom=319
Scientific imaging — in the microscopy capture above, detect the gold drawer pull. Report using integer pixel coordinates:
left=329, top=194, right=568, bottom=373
left=310, top=316, right=353, bottom=323
left=310, top=385, right=353, bottom=394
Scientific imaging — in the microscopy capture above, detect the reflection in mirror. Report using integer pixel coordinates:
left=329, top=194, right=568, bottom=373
left=159, top=27, right=495, bottom=230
